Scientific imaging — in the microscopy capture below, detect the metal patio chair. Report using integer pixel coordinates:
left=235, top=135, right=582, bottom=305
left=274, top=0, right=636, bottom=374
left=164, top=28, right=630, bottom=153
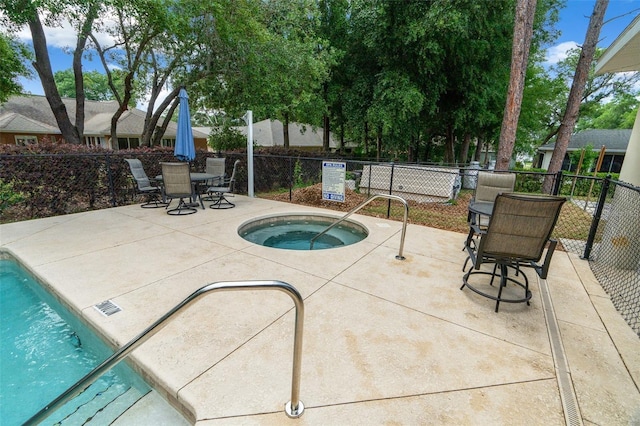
left=207, top=159, right=240, bottom=209
left=200, top=157, right=226, bottom=203
left=124, top=158, right=167, bottom=208
left=465, top=171, right=516, bottom=248
left=461, top=193, right=566, bottom=312
left=161, top=162, right=198, bottom=215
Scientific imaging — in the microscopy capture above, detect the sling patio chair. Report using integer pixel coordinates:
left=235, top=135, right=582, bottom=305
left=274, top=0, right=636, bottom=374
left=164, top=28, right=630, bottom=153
left=461, top=193, right=566, bottom=312
left=161, top=162, right=199, bottom=215
left=124, top=158, right=168, bottom=208
left=207, top=159, right=240, bottom=209
left=465, top=171, right=516, bottom=248
left=200, top=157, right=226, bottom=203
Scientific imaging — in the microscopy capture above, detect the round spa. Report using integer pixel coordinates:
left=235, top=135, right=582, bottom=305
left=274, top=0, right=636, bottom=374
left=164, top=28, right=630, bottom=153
left=238, top=213, right=369, bottom=250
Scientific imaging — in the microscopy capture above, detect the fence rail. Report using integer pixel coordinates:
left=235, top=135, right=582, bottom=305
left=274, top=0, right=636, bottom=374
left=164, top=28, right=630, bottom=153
left=1, top=152, right=637, bottom=336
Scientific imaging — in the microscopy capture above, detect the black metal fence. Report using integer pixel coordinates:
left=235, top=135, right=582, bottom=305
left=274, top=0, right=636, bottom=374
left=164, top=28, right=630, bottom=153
left=586, top=179, right=640, bottom=336
left=1, top=152, right=638, bottom=336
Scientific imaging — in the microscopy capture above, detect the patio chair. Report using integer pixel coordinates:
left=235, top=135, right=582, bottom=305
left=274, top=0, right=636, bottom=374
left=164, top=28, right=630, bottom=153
left=465, top=171, right=516, bottom=247
left=206, top=157, right=226, bottom=186
left=161, top=162, right=198, bottom=215
left=207, top=159, right=240, bottom=209
left=461, top=193, right=566, bottom=312
left=124, top=158, right=167, bottom=208
left=200, top=157, right=226, bottom=203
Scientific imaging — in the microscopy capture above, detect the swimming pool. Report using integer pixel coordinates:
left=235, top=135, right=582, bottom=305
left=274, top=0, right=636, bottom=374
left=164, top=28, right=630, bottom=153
left=239, top=213, right=369, bottom=250
left=0, top=257, right=150, bottom=425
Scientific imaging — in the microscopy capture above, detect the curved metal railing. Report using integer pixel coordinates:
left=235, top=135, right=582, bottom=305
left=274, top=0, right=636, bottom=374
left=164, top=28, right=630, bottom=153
left=24, top=280, right=305, bottom=425
left=310, top=193, right=409, bottom=260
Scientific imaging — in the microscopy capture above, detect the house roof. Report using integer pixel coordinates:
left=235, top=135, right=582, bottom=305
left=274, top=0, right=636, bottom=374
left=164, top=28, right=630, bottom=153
left=595, top=14, right=640, bottom=74
left=0, top=112, right=60, bottom=134
left=538, top=129, right=632, bottom=153
left=0, top=94, right=208, bottom=139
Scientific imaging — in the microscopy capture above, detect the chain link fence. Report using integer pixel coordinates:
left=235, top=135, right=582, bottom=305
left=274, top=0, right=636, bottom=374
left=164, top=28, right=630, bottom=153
left=1, top=151, right=637, bottom=336
left=586, top=180, right=640, bottom=337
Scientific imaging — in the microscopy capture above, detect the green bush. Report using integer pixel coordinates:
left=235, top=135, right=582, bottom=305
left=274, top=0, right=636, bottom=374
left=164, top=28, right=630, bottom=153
left=0, top=179, right=24, bottom=214
left=208, top=124, right=246, bottom=151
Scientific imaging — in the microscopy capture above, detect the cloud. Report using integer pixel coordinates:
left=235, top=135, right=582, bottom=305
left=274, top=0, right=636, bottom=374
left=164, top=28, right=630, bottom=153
left=16, top=17, right=115, bottom=49
left=545, top=41, right=579, bottom=65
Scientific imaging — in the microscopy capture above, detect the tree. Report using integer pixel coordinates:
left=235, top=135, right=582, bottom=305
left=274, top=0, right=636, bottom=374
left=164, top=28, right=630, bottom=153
left=54, top=68, right=137, bottom=102
left=0, top=0, right=102, bottom=144
left=543, top=0, right=609, bottom=193
left=580, top=91, right=639, bottom=130
left=0, top=33, right=32, bottom=102
left=496, top=0, right=537, bottom=170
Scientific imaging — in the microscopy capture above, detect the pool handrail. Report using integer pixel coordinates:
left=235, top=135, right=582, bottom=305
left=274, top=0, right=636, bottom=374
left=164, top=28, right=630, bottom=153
left=309, top=193, right=409, bottom=260
left=24, top=280, right=305, bottom=425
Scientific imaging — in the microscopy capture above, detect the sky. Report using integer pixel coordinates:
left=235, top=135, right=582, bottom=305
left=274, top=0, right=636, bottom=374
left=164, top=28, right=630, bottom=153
left=14, top=0, right=640, bottom=110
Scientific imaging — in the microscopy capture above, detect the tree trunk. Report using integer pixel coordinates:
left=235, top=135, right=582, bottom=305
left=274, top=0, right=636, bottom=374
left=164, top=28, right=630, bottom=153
left=445, top=125, right=455, bottom=164
left=283, top=113, right=290, bottom=148
left=364, top=121, right=369, bottom=157
left=496, top=0, right=537, bottom=170
left=474, top=137, right=482, bottom=162
left=72, top=4, right=99, bottom=141
left=323, top=113, right=330, bottom=152
left=460, top=133, right=471, bottom=165
left=29, top=15, right=81, bottom=144
left=152, top=94, right=180, bottom=146
left=376, top=128, right=382, bottom=162
left=542, top=0, right=609, bottom=193
left=323, top=83, right=330, bottom=152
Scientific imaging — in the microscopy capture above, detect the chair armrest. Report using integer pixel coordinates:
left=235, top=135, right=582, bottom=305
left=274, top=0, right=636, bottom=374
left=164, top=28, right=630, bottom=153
left=535, top=239, right=557, bottom=279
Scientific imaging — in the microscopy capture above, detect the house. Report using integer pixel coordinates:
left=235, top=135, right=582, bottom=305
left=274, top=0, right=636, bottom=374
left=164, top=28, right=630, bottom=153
left=0, top=94, right=208, bottom=150
left=196, top=118, right=355, bottom=152
left=534, top=129, right=632, bottom=173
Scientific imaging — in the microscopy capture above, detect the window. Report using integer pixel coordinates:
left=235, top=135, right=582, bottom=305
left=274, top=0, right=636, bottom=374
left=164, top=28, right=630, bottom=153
left=117, top=137, right=140, bottom=150
left=85, top=136, right=106, bottom=148
left=161, top=138, right=175, bottom=148
left=15, top=135, right=38, bottom=146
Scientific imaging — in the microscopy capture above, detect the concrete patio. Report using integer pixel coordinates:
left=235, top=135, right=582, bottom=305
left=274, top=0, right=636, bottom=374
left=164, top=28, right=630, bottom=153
left=1, top=195, right=639, bottom=425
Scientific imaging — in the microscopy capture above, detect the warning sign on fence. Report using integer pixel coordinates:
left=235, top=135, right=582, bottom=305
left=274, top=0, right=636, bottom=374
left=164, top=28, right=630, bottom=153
left=322, top=161, right=346, bottom=202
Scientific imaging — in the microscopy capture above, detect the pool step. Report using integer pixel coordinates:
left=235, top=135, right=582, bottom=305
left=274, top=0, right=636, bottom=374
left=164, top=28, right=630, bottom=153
left=47, top=376, right=149, bottom=425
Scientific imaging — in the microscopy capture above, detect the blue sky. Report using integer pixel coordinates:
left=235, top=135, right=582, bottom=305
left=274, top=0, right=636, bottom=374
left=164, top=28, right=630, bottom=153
left=16, top=0, right=640, bottom=106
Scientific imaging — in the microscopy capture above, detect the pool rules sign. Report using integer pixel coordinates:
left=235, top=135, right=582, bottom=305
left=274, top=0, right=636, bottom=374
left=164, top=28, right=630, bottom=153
left=322, top=161, right=346, bottom=202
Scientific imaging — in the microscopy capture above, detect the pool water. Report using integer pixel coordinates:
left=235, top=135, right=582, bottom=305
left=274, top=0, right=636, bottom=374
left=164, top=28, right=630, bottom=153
left=239, top=214, right=368, bottom=250
left=0, top=258, right=150, bottom=425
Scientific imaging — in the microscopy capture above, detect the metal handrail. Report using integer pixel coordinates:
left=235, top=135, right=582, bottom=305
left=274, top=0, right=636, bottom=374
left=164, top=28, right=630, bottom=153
left=310, top=194, right=409, bottom=260
left=24, top=280, right=305, bottom=425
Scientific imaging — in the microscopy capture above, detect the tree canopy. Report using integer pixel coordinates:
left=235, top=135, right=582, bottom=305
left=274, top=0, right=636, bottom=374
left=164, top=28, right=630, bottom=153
left=0, top=33, right=32, bottom=103
left=1, top=0, right=635, bottom=164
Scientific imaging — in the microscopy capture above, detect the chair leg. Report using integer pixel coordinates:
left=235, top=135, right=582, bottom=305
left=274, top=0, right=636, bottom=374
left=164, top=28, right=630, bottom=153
left=209, top=194, right=235, bottom=209
left=461, top=261, right=532, bottom=312
left=495, top=264, right=508, bottom=312
left=166, top=198, right=198, bottom=215
left=141, top=192, right=168, bottom=208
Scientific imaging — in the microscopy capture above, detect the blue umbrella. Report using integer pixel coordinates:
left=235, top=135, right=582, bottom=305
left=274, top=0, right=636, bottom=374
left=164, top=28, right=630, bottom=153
left=174, top=88, right=196, bottom=162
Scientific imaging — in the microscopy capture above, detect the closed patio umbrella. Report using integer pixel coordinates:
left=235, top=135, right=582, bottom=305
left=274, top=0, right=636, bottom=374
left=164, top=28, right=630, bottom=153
left=174, top=87, right=196, bottom=162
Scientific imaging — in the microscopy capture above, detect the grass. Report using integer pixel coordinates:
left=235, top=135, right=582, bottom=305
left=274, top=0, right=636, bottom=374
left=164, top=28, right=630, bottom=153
left=258, top=185, right=596, bottom=242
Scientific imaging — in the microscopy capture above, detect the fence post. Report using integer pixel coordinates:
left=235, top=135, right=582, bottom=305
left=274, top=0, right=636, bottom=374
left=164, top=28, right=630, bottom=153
left=366, top=162, right=372, bottom=197
left=583, top=175, right=611, bottom=259
left=387, top=162, right=395, bottom=218
left=289, top=157, right=293, bottom=201
left=552, top=171, right=563, bottom=195
left=106, top=153, right=117, bottom=207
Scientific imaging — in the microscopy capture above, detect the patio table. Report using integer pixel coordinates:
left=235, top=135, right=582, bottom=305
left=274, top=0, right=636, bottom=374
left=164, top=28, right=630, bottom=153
left=465, top=200, right=495, bottom=248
